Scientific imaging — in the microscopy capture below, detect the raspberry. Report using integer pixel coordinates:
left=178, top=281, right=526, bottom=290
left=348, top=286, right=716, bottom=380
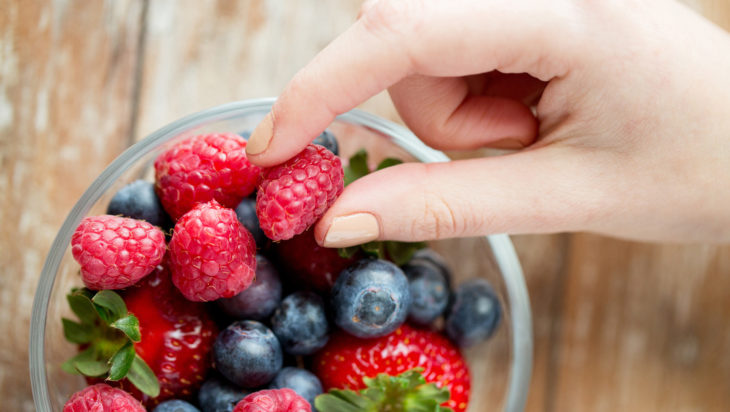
left=169, top=201, right=256, bottom=301
left=257, top=144, right=343, bottom=241
left=155, top=133, right=261, bottom=220
left=71, top=215, right=166, bottom=290
left=63, top=384, right=145, bottom=412
left=233, top=388, right=311, bottom=412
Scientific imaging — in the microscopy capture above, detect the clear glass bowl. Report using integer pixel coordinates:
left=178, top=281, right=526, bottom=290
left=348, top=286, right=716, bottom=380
left=30, top=98, right=533, bottom=411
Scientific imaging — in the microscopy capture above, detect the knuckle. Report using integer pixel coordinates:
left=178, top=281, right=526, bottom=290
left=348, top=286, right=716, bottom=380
left=359, top=0, right=423, bottom=39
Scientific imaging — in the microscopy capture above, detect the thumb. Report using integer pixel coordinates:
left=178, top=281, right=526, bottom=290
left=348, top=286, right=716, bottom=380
left=314, top=148, right=605, bottom=247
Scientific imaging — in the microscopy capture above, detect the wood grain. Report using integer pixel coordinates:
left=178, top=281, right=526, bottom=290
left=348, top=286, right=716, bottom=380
left=0, top=1, right=144, bottom=410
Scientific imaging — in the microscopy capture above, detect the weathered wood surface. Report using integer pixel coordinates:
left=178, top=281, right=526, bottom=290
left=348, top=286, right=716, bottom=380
left=1, top=1, right=729, bottom=411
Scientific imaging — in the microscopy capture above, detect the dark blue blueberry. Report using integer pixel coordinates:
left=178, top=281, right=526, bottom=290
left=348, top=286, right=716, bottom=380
left=402, top=259, right=451, bottom=326
left=331, top=258, right=411, bottom=338
left=213, top=320, right=283, bottom=388
left=268, top=367, right=323, bottom=408
left=198, top=374, right=250, bottom=412
left=409, top=249, right=452, bottom=284
left=153, top=400, right=200, bottom=412
left=218, top=255, right=282, bottom=321
left=271, top=291, right=329, bottom=355
left=445, top=278, right=501, bottom=348
left=312, top=129, right=339, bottom=155
left=234, top=197, right=266, bottom=247
left=106, top=180, right=172, bottom=230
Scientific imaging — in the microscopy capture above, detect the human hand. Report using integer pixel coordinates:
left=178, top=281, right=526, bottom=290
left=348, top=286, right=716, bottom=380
left=246, top=0, right=730, bottom=247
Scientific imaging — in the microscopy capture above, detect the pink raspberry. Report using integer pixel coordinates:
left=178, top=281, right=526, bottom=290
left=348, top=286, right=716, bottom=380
left=71, top=215, right=166, bottom=290
left=63, top=384, right=145, bottom=412
left=257, top=144, right=344, bottom=241
left=155, top=133, right=261, bottom=220
left=169, top=201, right=256, bottom=301
left=233, top=388, right=311, bottom=412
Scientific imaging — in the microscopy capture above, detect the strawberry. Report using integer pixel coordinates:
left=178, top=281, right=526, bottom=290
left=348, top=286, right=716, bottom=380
left=62, top=263, right=218, bottom=408
left=312, top=324, right=470, bottom=412
left=275, top=228, right=359, bottom=293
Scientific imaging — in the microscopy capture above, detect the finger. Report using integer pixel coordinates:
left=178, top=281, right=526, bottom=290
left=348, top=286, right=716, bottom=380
left=388, top=75, right=538, bottom=150
left=313, top=147, right=605, bottom=247
left=246, top=0, right=580, bottom=166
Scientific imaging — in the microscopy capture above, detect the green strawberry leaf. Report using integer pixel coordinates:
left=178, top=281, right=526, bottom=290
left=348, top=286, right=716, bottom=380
left=338, top=246, right=361, bottom=259
left=344, top=149, right=370, bottom=186
left=108, top=341, right=135, bottom=381
left=127, top=354, right=160, bottom=398
left=385, top=241, right=427, bottom=266
left=376, top=157, right=403, bottom=170
left=315, top=368, right=452, bottom=412
left=92, top=290, right=128, bottom=324
left=69, top=347, right=110, bottom=377
left=67, top=289, right=98, bottom=324
left=110, top=315, right=141, bottom=343
left=361, top=241, right=386, bottom=259
left=62, top=318, right=94, bottom=344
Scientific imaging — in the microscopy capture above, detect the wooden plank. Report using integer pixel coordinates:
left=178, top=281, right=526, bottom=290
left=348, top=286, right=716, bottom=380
left=0, top=0, right=144, bottom=410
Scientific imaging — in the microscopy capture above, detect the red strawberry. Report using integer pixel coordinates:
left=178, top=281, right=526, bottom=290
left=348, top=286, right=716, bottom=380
left=313, top=324, right=470, bottom=412
left=120, top=264, right=219, bottom=405
left=71, top=215, right=166, bottom=290
left=63, top=384, right=144, bottom=412
left=233, top=388, right=311, bottom=412
left=155, top=133, right=261, bottom=220
left=169, top=201, right=257, bottom=301
left=257, top=144, right=344, bottom=241
left=63, top=265, right=218, bottom=408
left=275, top=228, right=359, bottom=292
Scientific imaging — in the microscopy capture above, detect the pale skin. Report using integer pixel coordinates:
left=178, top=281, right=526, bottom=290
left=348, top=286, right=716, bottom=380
left=246, top=0, right=730, bottom=247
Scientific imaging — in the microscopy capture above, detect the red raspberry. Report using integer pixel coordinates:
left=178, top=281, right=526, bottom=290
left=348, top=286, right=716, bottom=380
left=155, top=133, right=261, bottom=220
left=169, top=201, right=256, bottom=301
left=63, top=384, right=144, bottom=412
left=71, top=215, right=166, bottom=290
left=233, top=388, right=311, bottom=412
left=257, top=144, right=343, bottom=241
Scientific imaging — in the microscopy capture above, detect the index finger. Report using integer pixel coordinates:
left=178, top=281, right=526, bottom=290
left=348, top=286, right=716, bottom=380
left=245, top=0, right=578, bottom=166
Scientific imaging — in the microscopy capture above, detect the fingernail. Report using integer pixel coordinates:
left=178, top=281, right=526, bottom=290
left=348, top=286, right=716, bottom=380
left=246, top=113, right=274, bottom=155
left=323, top=213, right=380, bottom=248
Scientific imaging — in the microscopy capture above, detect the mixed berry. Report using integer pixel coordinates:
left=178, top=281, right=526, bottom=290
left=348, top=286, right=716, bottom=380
left=61, top=130, right=502, bottom=412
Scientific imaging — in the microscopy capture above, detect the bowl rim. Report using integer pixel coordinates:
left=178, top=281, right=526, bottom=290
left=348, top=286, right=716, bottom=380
left=29, top=97, right=533, bottom=411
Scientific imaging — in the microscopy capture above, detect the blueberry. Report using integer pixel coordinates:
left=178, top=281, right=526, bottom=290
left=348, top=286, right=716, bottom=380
left=218, top=255, right=282, bottom=321
left=198, top=374, right=250, bottom=412
left=409, top=249, right=452, bottom=284
left=402, top=259, right=451, bottom=325
left=238, top=130, right=252, bottom=140
left=153, top=400, right=200, bottom=412
left=271, top=291, right=329, bottom=355
left=445, top=279, right=501, bottom=348
left=268, top=367, right=323, bottom=408
left=106, top=180, right=172, bottom=230
left=234, top=197, right=266, bottom=247
left=312, top=129, right=339, bottom=155
left=331, top=258, right=411, bottom=338
left=213, top=320, right=283, bottom=388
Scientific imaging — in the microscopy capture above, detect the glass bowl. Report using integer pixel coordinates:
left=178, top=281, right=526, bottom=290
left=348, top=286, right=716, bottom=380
left=30, top=98, right=533, bottom=411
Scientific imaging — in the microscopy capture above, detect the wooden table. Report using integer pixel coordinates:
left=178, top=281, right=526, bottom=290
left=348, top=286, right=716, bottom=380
left=2, top=1, right=729, bottom=411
